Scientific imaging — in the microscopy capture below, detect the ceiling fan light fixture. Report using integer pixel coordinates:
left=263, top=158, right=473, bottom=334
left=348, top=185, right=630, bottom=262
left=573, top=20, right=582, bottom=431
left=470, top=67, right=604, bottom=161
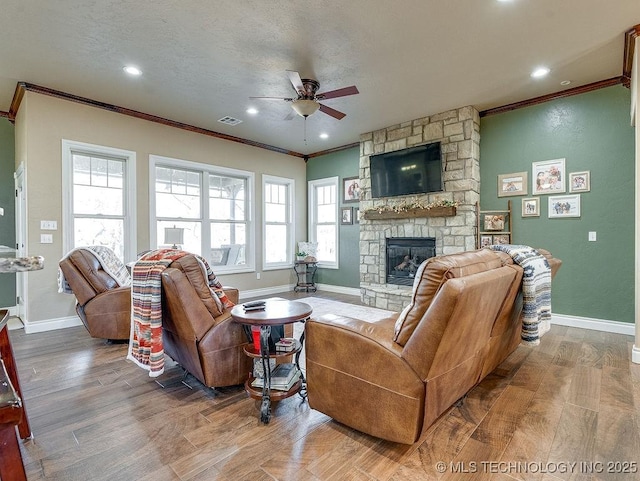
left=123, top=65, right=142, bottom=76
left=291, top=99, right=320, bottom=117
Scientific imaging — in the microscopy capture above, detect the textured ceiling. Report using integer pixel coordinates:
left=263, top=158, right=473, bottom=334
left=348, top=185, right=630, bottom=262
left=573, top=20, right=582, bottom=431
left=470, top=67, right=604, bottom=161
left=0, top=1, right=637, bottom=155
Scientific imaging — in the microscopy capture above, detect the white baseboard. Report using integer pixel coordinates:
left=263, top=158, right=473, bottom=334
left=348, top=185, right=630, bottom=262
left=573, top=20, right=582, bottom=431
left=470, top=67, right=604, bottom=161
left=632, top=345, right=640, bottom=364
left=23, top=316, right=83, bottom=334
left=551, top=313, right=635, bottom=336
left=315, top=283, right=361, bottom=297
left=239, top=284, right=294, bottom=300
left=239, top=283, right=361, bottom=299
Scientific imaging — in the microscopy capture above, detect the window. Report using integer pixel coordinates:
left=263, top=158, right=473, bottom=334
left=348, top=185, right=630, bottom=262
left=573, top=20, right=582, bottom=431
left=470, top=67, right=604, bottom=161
left=308, top=177, right=338, bottom=268
left=154, top=165, right=203, bottom=255
left=150, top=155, right=254, bottom=273
left=62, top=140, right=136, bottom=260
left=263, top=175, right=294, bottom=269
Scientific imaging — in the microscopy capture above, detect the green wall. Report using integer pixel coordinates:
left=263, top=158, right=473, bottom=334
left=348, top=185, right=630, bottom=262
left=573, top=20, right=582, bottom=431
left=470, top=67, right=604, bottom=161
left=306, top=146, right=360, bottom=288
left=0, top=119, right=16, bottom=307
left=480, top=85, right=634, bottom=323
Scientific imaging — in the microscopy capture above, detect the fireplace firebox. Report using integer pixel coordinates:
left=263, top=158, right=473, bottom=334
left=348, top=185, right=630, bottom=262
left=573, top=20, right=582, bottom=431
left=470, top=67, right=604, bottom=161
left=386, top=237, right=436, bottom=286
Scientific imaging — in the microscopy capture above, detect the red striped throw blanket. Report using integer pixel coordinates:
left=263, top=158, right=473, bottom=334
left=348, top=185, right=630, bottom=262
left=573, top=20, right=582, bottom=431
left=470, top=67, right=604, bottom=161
left=488, top=244, right=552, bottom=346
left=126, top=249, right=234, bottom=377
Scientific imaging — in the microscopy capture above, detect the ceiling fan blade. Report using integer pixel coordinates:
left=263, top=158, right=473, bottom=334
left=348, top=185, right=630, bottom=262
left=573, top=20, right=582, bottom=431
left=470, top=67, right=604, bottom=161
left=319, top=103, right=346, bottom=120
left=286, top=70, right=304, bottom=94
left=317, top=85, right=359, bottom=100
left=249, top=96, right=294, bottom=101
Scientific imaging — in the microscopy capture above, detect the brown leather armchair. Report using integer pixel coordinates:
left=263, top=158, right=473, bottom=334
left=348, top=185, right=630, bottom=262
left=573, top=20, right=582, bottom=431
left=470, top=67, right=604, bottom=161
left=306, top=248, right=561, bottom=444
left=160, top=254, right=252, bottom=388
left=58, top=249, right=131, bottom=340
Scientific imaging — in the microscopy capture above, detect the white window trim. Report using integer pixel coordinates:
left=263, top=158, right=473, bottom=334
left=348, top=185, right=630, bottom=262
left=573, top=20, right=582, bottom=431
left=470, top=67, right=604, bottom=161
left=149, top=154, right=255, bottom=274
left=61, top=139, right=137, bottom=261
left=308, top=176, right=339, bottom=269
left=262, top=174, right=295, bottom=271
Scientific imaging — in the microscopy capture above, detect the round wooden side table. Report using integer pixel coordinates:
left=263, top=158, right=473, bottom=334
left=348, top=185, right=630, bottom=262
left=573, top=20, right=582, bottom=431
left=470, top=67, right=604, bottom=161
left=231, top=299, right=312, bottom=424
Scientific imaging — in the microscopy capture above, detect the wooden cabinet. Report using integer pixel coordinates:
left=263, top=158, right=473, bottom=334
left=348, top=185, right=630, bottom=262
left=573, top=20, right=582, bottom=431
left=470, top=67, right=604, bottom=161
left=476, top=200, right=512, bottom=248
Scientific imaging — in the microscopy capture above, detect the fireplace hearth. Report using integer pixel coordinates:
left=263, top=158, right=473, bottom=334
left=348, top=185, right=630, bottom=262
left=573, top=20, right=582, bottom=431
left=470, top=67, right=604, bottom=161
left=386, top=237, right=436, bottom=286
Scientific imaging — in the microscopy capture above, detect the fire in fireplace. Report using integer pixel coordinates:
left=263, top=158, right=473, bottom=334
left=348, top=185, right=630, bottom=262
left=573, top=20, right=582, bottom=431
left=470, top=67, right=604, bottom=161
left=386, top=237, right=436, bottom=286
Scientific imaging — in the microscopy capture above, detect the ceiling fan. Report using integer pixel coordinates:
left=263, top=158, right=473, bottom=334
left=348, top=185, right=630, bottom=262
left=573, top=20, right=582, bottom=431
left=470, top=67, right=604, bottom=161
left=250, top=70, right=359, bottom=120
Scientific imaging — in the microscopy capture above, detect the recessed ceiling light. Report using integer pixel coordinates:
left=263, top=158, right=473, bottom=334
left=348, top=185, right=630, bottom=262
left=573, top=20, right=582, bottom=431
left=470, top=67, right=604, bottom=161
left=531, top=67, right=550, bottom=78
left=123, top=66, right=142, bottom=76
left=246, top=107, right=258, bottom=115
left=560, top=80, right=571, bottom=86
left=319, top=133, right=329, bottom=139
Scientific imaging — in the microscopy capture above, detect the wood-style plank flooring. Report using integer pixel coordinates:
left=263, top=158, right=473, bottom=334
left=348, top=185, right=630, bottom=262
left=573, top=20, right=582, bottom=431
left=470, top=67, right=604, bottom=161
left=8, top=291, right=640, bottom=480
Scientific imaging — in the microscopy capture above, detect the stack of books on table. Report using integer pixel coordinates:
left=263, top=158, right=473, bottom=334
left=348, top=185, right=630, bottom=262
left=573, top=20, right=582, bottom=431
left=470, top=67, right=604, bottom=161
left=275, top=337, right=296, bottom=352
left=251, top=362, right=301, bottom=391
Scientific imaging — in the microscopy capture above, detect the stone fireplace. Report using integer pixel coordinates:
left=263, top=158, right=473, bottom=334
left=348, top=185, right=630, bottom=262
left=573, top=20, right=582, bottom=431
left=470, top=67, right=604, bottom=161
left=359, top=106, right=481, bottom=311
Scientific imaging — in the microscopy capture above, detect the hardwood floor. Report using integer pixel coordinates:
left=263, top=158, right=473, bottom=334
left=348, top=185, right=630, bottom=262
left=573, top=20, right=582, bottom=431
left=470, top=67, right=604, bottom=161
left=9, top=292, right=640, bottom=480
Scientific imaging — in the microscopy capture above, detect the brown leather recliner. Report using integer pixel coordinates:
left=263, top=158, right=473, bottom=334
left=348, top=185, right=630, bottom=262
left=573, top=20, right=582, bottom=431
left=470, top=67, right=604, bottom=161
left=58, top=249, right=131, bottom=340
left=306, top=248, right=561, bottom=444
left=160, top=255, right=253, bottom=388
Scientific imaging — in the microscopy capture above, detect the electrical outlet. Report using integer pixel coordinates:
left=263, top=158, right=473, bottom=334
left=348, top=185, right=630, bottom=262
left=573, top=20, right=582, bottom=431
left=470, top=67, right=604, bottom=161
left=256, top=272, right=261, bottom=280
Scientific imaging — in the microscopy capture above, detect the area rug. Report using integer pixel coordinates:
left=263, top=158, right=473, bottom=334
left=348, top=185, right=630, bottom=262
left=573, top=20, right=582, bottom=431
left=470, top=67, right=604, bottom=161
left=290, top=297, right=397, bottom=371
left=297, top=297, right=396, bottom=323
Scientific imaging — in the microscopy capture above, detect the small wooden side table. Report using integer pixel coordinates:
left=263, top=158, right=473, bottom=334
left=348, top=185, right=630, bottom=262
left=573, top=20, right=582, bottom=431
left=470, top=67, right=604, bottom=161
left=231, top=299, right=312, bottom=424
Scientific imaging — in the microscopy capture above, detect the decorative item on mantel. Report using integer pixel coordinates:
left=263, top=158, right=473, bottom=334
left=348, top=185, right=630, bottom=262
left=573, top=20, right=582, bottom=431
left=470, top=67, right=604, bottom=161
left=362, top=199, right=458, bottom=220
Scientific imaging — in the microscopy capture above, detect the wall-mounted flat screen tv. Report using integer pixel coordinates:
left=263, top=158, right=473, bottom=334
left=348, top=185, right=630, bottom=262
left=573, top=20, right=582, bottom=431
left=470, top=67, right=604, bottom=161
left=369, top=142, right=443, bottom=199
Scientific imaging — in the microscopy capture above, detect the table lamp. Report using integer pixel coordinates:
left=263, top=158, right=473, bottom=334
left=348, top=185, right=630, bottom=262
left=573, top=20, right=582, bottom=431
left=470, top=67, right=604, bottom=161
left=164, top=226, right=184, bottom=249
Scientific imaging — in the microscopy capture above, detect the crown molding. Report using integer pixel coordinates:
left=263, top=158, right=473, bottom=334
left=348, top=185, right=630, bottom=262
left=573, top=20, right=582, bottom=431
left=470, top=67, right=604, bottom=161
left=622, top=24, right=640, bottom=88
left=480, top=77, right=623, bottom=117
left=307, top=142, right=360, bottom=159
left=8, top=82, right=305, bottom=158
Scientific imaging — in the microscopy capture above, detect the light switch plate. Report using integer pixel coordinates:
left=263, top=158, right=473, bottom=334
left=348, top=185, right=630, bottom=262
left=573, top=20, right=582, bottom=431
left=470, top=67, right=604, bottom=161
left=588, top=231, right=596, bottom=242
left=41, top=220, right=58, bottom=230
left=40, top=234, right=53, bottom=244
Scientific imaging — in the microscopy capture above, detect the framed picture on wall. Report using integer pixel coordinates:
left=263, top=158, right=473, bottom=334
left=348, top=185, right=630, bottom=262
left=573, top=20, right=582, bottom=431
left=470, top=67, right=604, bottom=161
left=548, top=194, right=581, bottom=218
left=532, top=158, right=566, bottom=195
left=483, top=214, right=505, bottom=231
left=343, top=176, right=360, bottom=203
left=569, top=171, right=590, bottom=192
left=341, top=207, right=353, bottom=225
left=521, top=197, right=540, bottom=217
left=497, top=172, right=528, bottom=197
left=492, top=234, right=510, bottom=245
left=480, top=235, right=493, bottom=248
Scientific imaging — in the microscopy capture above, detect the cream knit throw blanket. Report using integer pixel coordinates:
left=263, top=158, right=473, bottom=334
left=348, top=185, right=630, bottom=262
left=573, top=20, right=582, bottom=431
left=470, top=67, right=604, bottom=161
left=488, top=245, right=552, bottom=346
